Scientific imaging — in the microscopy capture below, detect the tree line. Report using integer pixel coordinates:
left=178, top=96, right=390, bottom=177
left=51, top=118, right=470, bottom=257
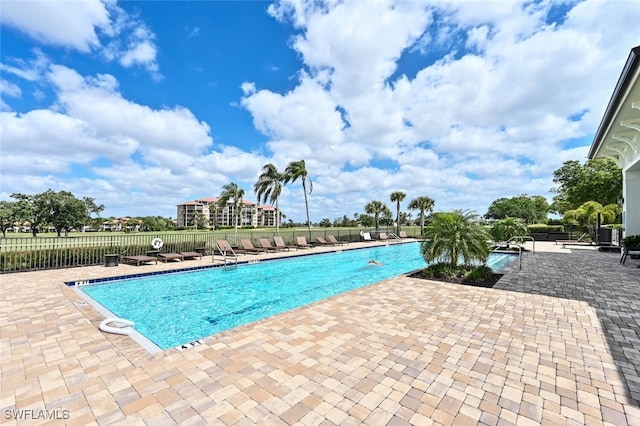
left=483, top=158, right=622, bottom=228
left=1, top=158, right=621, bottom=238
left=0, top=190, right=104, bottom=237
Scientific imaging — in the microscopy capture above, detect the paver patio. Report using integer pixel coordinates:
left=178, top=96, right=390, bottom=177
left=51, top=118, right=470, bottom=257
left=1, top=241, right=639, bottom=425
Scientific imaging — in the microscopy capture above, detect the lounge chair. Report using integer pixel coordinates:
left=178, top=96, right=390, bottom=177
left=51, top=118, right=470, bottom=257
left=217, top=239, right=245, bottom=255
left=379, top=232, right=389, bottom=241
left=274, top=236, right=296, bottom=251
left=240, top=239, right=269, bottom=254
left=361, top=232, right=373, bottom=242
left=180, top=251, right=203, bottom=260
left=296, top=236, right=312, bottom=249
left=398, top=231, right=408, bottom=239
left=327, top=235, right=347, bottom=245
left=122, top=255, right=158, bottom=266
left=316, top=236, right=333, bottom=246
left=258, top=238, right=279, bottom=252
left=556, top=233, right=594, bottom=248
left=158, top=253, right=184, bottom=262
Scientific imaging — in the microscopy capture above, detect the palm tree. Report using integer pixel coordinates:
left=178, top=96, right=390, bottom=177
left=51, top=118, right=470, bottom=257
left=390, top=191, right=406, bottom=236
left=364, top=200, right=388, bottom=231
left=192, top=212, right=207, bottom=230
left=420, top=209, right=490, bottom=269
left=563, top=201, right=621, bottom=228
left=254, top=163, right=284, bottom=235
left=490, top=217, right=527, bottom=242
left=218, top=182, right=245, bottom=235
left=408, top=196, right=435, bottom=236
left=283, top=160, right=313, bottom=239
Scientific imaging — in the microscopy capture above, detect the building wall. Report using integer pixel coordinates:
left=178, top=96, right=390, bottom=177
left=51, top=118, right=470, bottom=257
left=177, top=204, right=210, bottom=228
left=177, top=200, right=281, bottom=229
left=623, top=160, right=640, bottom=236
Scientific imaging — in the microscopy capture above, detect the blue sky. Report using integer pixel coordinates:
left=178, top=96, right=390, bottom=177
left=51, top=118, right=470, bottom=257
left=1, top=0, right=639, bottom=222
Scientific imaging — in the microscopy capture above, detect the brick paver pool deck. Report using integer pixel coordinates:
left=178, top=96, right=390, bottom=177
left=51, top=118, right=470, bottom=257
left=1, top=241, right=639, bottom=425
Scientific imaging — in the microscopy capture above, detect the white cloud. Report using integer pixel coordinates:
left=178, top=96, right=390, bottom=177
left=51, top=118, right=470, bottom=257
left=0, top=65, right=217, bottom=213
left=2, top=0, right=639, bottom=221
left=47, top=65, right=211, bottom=161
left=0, top=78, right=21, bottom=110
left=241, top=73, right=347, bottom=157
left=238, top=0, right=640, bottom=221
left=0, top=49, right=50, bottom=82
left=0, top=0, right=110, bottom=52
left=291, top=0, right=431, bottom=97
left=117, top=24, right=160, bottom=77
left=0, top=0, right=159, bottom=76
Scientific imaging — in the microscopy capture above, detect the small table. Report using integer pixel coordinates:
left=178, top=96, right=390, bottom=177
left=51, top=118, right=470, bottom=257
left=146, top=250, right=160, bottom=257
left=104, top=254, right=119, bottom=267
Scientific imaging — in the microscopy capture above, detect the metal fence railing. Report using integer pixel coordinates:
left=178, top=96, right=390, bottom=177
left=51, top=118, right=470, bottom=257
left=0, top=227, right=421, bottom=273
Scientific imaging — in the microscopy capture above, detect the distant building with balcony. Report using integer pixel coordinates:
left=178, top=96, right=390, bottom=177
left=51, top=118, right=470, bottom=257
left=177, top=197, right=282, bottom=229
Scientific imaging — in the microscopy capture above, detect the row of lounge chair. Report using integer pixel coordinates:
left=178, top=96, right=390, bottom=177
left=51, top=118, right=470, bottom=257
left=217, top=235, right=348, bottom=256
left=117, top=232, right=409, bottom=266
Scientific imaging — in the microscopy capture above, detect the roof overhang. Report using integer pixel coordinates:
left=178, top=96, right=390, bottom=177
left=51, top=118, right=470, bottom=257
left=588, top=46, right=640, bottom=169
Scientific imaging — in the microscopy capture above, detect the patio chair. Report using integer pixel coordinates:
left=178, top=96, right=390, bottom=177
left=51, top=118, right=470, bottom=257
left=240, top=239, right=269, bottom=254
left=179, top=251, right=203, bottom=260
left=258, top=238, right=279, bottom=252
left=316, top=236, right=333, bottom=246
left=361, top=232, right=373, bottom=242
left=296, top=236, right=312, bottom=249
left=379, top=232, right=389, bottom=241
left=158, top=253, right=184, bottom=263
left=121, top=255, right=158, bottom=266
left=274, top=236, right=296, bottom=251
left=620, top=246, right=640, bottom=265
left=217, top=239, right=245, bottom=255
left=399, top=231, right=408, bottom=239
left=556, top=232, right=593, bottom=248
left=327, top=235, right=347, bottom=245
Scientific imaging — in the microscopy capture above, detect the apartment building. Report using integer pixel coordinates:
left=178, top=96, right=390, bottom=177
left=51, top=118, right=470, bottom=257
left=177, top=197, right=282, bottom=229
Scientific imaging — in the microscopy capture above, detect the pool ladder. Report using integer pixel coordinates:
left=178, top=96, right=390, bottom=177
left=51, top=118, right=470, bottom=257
left=388, top=233, right=402, bottom=243
left=490, top=236, right=535, bottom=270
left=216, top=243, right=238, bottom=269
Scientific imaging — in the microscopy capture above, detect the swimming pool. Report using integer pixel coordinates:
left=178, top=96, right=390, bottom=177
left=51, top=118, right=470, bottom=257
left=79, top=243, right=515, bottom=350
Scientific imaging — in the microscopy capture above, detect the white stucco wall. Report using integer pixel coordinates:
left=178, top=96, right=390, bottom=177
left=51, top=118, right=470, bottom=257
left=623, top=158, right=640, bottom=236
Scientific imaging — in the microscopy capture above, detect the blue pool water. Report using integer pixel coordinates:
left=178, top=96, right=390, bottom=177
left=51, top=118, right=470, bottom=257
left=80, top=243, right=515, bottom=349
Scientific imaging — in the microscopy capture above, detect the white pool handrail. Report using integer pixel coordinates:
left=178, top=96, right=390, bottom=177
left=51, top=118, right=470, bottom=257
left=99, top=317, right=135, bottom=335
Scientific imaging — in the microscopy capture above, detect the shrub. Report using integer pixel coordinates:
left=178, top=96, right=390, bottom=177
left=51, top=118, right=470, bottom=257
left=527, top=224, right=564, bottom=234
left=465, top=265, right=493, bottom=284
left=422, top=262, right=458, bottom=279
left=622, top=235, right=640, bottom=248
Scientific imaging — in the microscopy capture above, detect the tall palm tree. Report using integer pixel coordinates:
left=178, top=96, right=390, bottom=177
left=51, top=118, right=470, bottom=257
left=390, top=191, right=406, bottom=235
left=283, top=160, right=313, bottom=239
left=364, top=200, right=388, bottom=231
left=408, top=196, right=435, bottom=236
left=254, top=163, right=284, bottom=235
left=218, top=182, right=245, bottom=235
left=420, top=209, right=490, bottom=269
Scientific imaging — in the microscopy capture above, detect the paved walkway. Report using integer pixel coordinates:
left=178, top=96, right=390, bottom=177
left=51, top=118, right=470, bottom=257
left=1, top=241, right=639, bottom=425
